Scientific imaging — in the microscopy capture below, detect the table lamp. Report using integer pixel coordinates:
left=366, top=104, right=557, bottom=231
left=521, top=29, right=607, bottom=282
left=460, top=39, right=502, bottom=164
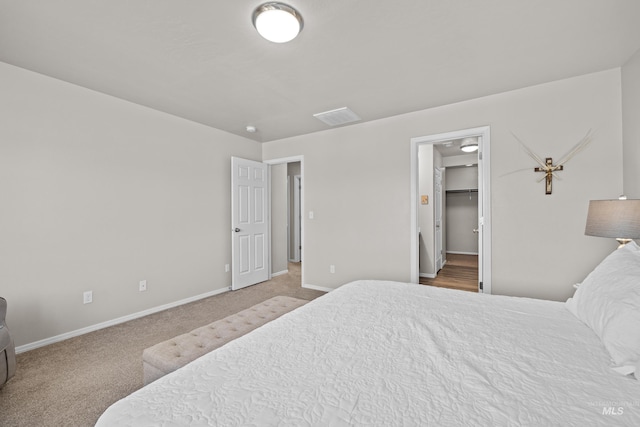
left=585, top=196, right=640, bottom=247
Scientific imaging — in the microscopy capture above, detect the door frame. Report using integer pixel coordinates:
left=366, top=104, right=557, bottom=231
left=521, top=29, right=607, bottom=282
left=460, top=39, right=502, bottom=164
left=264, top=156, right=305, bottom=286
left=410, top=126, right=492, bottom=293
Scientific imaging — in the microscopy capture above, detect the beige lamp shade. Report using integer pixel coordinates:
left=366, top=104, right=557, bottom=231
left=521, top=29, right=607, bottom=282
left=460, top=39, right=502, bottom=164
left=585, top=199, right=640, bottom=241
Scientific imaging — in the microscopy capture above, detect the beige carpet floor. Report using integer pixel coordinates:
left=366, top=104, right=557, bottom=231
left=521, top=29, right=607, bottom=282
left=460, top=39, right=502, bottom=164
left=0, top=263, right=324, bottom=427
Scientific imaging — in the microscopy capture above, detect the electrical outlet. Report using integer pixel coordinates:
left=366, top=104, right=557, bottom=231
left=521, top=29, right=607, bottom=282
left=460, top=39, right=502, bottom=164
left=330, top=265, right=335, bottom=274
left=139, top=280, right=147, bottom=292
left=225, top=264, right=230, bottom=273
left=83, top=291, right=93, bottom=304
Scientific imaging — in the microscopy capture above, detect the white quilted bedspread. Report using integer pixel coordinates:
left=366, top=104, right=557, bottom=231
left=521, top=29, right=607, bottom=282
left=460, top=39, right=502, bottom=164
left=97, top=280, right=640, bottom=426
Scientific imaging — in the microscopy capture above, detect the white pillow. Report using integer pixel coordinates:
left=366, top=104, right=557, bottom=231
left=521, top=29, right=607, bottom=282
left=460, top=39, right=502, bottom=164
left=571, top=241, right=640, bottom=368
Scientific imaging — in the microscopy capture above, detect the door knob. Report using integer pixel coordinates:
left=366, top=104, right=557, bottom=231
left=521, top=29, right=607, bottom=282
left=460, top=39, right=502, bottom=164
left=473, top=229, right=479, bottom=233
left=234, top=228, right=241, bottom=232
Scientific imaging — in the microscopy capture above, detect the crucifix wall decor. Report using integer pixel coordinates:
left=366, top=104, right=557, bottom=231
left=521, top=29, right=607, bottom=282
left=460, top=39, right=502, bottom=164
left=511, top=130, right=593, bottom=195
left=535, top=158, right=563, bottom=195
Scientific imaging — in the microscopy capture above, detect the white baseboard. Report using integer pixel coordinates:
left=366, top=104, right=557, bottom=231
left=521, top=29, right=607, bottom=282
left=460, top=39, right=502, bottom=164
left=446, top=251, right=479, bottom=256
left=302, top=283, right=334, bottom=293
left=419, top=273, right=437, bottom=279
left=15, top=286, right=230, bottom=354
left=271, top=269, right=289, bottom=277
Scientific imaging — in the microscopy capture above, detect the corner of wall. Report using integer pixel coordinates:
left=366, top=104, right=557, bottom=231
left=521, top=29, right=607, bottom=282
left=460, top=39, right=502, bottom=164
left=622, top=48, right=640, bottom=198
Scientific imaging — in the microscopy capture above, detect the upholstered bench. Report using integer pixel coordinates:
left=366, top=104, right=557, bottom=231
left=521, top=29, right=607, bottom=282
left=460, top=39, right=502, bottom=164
left=142, top=295, right=307, bottom=385
left=1, top=297, right=16, bottom=388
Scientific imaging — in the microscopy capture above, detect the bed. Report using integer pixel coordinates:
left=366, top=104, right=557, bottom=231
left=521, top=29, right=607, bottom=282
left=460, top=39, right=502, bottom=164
left=97, top=244, right=640, bottom=426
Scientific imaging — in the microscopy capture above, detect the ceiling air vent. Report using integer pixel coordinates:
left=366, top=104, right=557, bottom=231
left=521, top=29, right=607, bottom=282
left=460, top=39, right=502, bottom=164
left=313, top=107, right=361, bottom=127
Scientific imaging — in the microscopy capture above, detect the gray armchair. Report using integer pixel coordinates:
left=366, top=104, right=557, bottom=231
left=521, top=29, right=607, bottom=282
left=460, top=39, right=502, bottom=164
left=0, top=297, right=16, bottom=388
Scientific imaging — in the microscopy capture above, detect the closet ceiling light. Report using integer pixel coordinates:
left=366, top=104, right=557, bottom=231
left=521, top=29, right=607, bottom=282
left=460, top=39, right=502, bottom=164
left=252, top=3, right=304, bottom=43
left=460, top=137, right=479, bottom=152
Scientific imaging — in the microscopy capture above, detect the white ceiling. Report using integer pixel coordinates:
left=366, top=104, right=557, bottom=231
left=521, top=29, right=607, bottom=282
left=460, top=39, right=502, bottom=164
left=1, top=1, right=639, bottom=142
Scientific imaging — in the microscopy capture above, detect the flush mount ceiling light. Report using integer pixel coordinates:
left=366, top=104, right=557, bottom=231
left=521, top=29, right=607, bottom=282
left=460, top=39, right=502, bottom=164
left=252, top=2, right=303, bottom=43
left=460, top=137, right=479, bottom=153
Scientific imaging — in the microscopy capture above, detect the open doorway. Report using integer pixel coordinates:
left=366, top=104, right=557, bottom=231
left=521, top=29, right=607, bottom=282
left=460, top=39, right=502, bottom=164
left=410, top=126, right=492, bottom=293
left=289, top=170, right=302, bottom=263
left=265, top=157, right=304, bottom=287
left=426, top=163, right=479, bottom=292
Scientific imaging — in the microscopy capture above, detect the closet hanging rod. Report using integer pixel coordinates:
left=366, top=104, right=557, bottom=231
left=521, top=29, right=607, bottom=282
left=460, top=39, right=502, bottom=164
left=445, top=189, right=478, bottom=194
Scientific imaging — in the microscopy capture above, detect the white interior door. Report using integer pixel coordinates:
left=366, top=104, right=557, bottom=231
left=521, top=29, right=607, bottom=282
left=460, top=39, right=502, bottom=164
left=231, top=157, right=269, bottom=290
left=434, top=168, right=443, bottom=271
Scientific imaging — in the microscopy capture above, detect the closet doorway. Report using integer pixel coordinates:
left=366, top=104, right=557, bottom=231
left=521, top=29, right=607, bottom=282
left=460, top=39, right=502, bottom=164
left=410, top=126, right=492, bottom=293
left=436, top=165, right=479, bottom=292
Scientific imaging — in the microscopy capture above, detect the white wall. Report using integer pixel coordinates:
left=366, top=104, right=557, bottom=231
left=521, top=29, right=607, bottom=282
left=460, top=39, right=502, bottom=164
left=263, top=69, right=623, bottom=301
left=0, top=63, right=261, bottom=347
left=446, top=165, right=478, bottom=191
left=1, top=63, right=627, bottom=349
left=270, top=164, right=289, bottom=274
left=446, top=192, right=479, bottom=254
left=622, top=48, right=640, bottom=198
